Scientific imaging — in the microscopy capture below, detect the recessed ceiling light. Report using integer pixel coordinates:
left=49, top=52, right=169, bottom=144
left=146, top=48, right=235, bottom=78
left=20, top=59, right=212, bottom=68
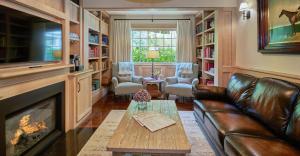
left=126, top=0, right=173, bottom=3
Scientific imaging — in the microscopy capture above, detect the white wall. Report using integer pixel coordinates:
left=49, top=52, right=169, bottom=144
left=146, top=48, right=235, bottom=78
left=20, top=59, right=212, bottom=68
left=236, top=0, right=300, bottom=75
left=83, top=0, right=238, bottom=8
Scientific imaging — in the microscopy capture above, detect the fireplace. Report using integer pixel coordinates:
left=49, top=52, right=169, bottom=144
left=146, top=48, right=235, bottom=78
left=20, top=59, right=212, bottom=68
left=0, top=82, right=65, bottom=156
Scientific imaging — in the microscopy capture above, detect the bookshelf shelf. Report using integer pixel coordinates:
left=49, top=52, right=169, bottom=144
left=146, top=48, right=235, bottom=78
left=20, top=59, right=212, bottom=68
left=92, top=70, right=100, bottom=74
left=205, top=43, right=215, bottom=46
left=89, top=57, right=99, bottom=60
left=203, top=57, right=215, bottom=61
left=204, top=27, right=215, bottom=33
left=89, top=42, right=99, bottom=46
left=204, top=71, right=215, bottom=77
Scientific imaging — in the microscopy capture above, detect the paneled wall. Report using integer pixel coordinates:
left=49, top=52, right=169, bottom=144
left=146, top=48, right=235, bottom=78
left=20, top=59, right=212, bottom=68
left=236, top=0, right=300, bottom=76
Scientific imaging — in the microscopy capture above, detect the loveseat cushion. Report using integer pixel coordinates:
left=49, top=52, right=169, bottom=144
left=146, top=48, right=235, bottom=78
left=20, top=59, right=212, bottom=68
left=226, top=73, right=257, bottom=106
left=246, top=78, right=299, bottom=136
left=286, top=98, right=300, bottom=144
left=165, top=83, right=193, bottom=97
left=115, top=82, right=143, bottom=95
left=224, top=134, right=300, bottom=156
left=204, top=112, right=274, bottom=148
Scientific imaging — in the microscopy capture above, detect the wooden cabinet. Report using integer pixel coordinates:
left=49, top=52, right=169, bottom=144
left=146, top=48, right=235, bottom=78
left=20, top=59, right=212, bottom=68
left=76, top=73, right=92, bottom=122
left=69, top=70, right=93, bottom=128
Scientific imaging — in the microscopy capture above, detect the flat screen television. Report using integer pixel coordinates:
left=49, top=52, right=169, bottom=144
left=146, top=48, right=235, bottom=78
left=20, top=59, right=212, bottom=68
left=0, top=6, right=63, bottom=68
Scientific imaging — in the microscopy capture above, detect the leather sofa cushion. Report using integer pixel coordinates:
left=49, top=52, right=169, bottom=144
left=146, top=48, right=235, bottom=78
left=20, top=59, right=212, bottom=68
left=195, top=100, right=238, bottom=112
left=286, top=98, right=300, bottom=143
left=247, top=78, right=299, bottom=136
left=194, top=100, right=239, bottom=121
left=226, top=73, right=257, bottom=106
left=224, top=134, right=300, bottom=156
left=204, top=112, right=274, bottom=148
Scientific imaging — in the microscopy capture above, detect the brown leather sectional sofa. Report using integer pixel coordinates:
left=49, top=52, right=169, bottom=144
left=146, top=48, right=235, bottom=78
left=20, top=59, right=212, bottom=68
left=193, top=73, right=300, bottom=156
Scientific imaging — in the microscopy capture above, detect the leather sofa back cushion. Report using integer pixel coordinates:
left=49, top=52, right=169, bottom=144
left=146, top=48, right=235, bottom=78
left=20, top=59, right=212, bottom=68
left=286, top=99, right=300, bottom=143
left=247, top=78, right=299, bottom=136
left=226, top=73, right=257, bottom=106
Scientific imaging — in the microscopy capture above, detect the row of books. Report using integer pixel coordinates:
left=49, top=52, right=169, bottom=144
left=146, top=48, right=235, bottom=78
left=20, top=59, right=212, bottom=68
left=203, top=47, right=214, bottom=58
left=102, top=47, right=109, bottom=57
left=205, top=32, right=215, bottom=44
left=196, top=36, right=202, bottom=45
left=204, top=62, right=214, bottom=71
left=206, top=19, right=215, bottom=30
left=89, top=61, right=100, bottom=71
left=89, top=33, right=99, bottom=44
left=102, top=61, right=109, bottom=70
left=196, top=23, right=203, bottom=34
left=89, top=47, right=100, bottom=58
left=102, top=35, right=109, bottom=45
left=196, top=48, right=202, bottom=58
left=92, top=79, right=100, bottom=91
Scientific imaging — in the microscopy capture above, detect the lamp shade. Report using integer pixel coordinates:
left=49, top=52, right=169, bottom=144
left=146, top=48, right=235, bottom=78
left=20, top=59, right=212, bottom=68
left=239, top=2, right=249, bottom=11
left=147, top=50, right=159, bottom=59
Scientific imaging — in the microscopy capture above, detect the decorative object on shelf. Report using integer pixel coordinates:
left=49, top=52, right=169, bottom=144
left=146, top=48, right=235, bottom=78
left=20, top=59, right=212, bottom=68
left=69, top=32, right=80, bottom=41
left=133, top=89, right=151, bottom=110
left=146, top=50, right=159, bottom=78
left=258, top=0, right=300, bottom=54
left=239, top=2, right=251, bottom=20
left=153, top=69, right=161, bottom=80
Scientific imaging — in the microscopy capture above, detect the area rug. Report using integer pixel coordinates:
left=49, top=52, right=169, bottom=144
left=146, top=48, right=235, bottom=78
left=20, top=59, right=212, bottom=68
left=78, top=110, right=214, bottom=156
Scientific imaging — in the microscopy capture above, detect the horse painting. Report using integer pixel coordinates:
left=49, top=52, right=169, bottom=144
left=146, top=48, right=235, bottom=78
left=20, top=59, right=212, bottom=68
left=279, top=9, right=300, bottom=35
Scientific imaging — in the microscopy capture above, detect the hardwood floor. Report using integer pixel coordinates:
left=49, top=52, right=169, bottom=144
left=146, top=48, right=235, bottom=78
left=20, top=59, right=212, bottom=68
left=40, top=93, right=194, bottom=156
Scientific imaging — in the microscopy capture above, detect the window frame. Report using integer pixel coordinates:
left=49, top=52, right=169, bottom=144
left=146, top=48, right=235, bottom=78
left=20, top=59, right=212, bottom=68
left=131, top=28, right=177, bottom=64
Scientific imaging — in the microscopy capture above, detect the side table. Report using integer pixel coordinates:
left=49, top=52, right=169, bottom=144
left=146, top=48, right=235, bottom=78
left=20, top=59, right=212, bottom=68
left=143, top=77, right=165, bottom=98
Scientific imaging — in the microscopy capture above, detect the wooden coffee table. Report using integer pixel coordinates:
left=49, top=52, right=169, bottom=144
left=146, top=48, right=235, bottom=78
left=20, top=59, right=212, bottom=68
left=107, top=100, right=191, bottom=156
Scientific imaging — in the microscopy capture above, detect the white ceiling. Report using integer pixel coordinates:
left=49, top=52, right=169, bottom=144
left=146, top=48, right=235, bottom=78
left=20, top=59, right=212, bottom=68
left=106, top=9, right=200, bottom=15
left=83, top=0, right=238, bottom=9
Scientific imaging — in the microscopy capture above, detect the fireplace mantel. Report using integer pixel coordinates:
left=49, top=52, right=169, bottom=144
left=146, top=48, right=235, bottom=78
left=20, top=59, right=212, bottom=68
left=0, top=64, right=73, bottom=79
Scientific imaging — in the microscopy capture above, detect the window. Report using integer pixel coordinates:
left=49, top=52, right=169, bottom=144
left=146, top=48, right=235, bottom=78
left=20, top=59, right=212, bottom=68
left=131, top=30, right=177, bottom=63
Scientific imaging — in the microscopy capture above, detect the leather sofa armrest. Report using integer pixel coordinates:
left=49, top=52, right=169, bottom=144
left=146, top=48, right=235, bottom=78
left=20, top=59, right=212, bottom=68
left=112, top=77, right=119, bottom=88
left=133, top=76, right=143, bottom=84
left=166, top=77, right=178, bottom=85
left=193, top=84, right=228, bottom=101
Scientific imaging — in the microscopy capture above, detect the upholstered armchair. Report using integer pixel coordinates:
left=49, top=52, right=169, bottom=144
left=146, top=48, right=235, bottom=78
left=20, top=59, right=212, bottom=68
left=165, top=63, right=199, bottom=99
left=112, top=62, right=143, bottom=96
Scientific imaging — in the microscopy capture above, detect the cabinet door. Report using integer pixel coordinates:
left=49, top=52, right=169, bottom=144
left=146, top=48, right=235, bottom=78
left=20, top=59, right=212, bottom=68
left=76, top=74, right=92, bottom=122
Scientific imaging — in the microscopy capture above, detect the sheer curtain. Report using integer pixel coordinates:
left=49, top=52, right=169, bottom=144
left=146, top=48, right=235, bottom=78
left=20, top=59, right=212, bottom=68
left=176, top=20, right=193, bottom=62
left=111, top=19, right=132, bottom=62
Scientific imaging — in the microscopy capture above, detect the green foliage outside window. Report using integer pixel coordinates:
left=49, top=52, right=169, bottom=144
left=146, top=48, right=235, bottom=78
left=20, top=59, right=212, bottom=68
left=132, top=30, right=176, bottom=63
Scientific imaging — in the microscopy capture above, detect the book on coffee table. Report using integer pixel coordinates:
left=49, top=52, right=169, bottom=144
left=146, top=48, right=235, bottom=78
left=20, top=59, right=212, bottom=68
left=133, top=112, right=176, bottom=132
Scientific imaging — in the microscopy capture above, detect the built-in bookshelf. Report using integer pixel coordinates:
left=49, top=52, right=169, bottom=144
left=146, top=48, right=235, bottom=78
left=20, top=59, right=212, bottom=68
left=84, top=10, right=111, bottom=104
left=195, top=10, right=217, bottom=86
left=100, top=12, right=111, bottom=86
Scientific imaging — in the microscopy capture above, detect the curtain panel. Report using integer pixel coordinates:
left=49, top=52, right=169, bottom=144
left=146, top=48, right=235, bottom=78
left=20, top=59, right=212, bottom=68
left=176, top=20, right=193, bottom=62
left=112, top=20, right=132, bottom=62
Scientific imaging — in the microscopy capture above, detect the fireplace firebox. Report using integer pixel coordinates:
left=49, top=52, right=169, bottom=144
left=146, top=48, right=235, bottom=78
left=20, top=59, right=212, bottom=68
left=0, top=82, right=65, bottom=156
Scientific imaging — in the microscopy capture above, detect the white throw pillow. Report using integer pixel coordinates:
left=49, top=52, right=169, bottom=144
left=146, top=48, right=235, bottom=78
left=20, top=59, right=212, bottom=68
left=178, top=77, right=193, bottom=84
left=117, top=74, right=132, bottom=83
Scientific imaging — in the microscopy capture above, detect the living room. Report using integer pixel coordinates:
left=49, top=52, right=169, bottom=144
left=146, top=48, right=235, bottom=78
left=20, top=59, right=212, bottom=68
left=0, top=0, right=300, bottom=156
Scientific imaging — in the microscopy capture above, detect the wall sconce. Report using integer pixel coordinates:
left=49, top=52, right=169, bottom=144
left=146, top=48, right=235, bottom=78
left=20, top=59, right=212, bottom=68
left=239, top=2, right=251, bottom=20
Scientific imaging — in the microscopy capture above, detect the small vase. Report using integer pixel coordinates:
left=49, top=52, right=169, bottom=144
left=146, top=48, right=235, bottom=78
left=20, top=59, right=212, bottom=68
left=138, top=101, right=147, bottom=110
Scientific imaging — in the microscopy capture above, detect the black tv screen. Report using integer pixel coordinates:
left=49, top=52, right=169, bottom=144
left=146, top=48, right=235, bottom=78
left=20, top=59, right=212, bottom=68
left=0, top=6, right=63, bottom=67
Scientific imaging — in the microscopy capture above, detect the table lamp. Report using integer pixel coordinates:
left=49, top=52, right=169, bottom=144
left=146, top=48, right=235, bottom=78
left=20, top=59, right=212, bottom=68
left=147, top=50, right=159, bottom=78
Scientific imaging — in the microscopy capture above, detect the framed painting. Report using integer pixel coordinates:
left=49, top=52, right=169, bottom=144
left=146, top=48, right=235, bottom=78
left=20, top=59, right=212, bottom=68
left=258, top=0, right=300, bottom=53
